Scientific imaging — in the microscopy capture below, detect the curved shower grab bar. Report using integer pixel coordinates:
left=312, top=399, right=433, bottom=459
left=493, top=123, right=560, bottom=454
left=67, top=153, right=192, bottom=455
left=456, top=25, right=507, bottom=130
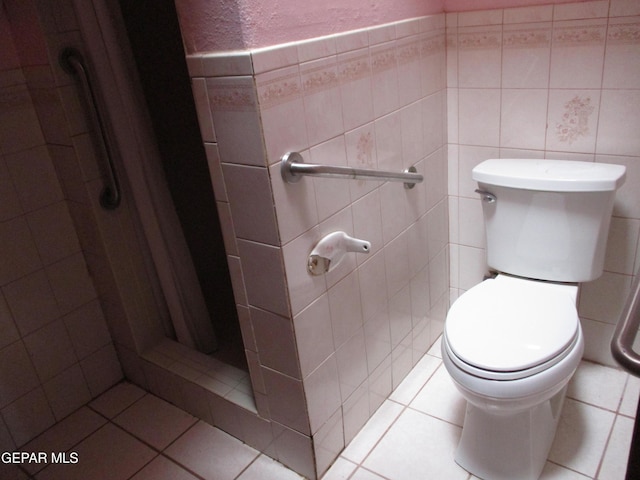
left=59, top=47, right=121, bottom=210
left=611, top=271, right=640, bottom=377
left=281, top=151, right=423, bottom=189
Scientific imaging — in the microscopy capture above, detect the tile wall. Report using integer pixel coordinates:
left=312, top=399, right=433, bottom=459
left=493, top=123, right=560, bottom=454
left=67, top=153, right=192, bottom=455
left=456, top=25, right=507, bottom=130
left=0, top=2, right=122, bottom=452
left=188, top=13, right=449, bottom=478
left=447, top=0, right=640, bottom=366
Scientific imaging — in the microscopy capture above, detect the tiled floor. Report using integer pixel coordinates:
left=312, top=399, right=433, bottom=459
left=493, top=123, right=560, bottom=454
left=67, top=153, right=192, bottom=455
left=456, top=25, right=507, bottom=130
left=3, top=339, right=638, bottom=480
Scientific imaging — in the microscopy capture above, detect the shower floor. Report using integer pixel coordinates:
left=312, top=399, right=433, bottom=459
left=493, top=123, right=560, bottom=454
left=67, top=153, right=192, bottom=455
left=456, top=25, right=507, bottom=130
left=4, top=338, right=637, bottom=480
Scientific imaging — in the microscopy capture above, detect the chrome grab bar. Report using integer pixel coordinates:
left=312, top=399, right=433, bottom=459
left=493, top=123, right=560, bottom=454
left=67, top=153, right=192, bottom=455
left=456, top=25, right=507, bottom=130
left=59, top=47, right=121, bottom=210
left=281, top=151, right=424, bottom=189
left=611, top=271, right=640, bottom=377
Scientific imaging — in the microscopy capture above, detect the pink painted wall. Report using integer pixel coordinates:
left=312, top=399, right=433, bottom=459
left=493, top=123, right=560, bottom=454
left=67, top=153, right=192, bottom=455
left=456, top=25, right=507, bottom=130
left=175, top=0, right=444, bottom=53
left=175, top=0, right=590, bottom=53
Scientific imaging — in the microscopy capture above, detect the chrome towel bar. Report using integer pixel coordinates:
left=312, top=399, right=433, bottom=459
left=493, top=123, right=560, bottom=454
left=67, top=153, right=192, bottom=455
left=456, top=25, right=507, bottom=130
left=60, top=47, right=121, bottom=210
left=611, top=271, right=640, bottom=377
left=281, top=151, right=423, bottom=189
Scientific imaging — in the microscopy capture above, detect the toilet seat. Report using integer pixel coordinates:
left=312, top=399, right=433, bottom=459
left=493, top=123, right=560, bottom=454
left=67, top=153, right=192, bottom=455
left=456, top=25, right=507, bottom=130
left=445, top=275, right=579, bottom=381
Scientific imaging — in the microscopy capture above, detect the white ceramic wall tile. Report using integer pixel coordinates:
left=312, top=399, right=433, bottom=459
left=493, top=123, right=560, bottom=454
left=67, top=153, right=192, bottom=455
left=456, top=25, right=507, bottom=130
left=364, top=307, right=391, bottom=376
left=352, top=189, right=384, bottom=258
left=396, top=37, right=423, bottom=107
left=611, top=0, right=640, bottom=17
left=255, top=65, right=308, bottom=166
left=222, top=163, right=279, bottom=245
left=300, top=56, right=344, bottom=147
left=338, top=48, right=374, bottom=131
left=553, top=0, right=610, bottom=21
left=379, top=182, right=409, bottom=245
left=294, top=295, right=335, bottom=378
left=501, top=89, right=549, bottom=150
left=304, top=354, right=342, bottom=434
left=457, top=197, right=484, bottom=249
left=603, top=16, right=640, bottom=89
left=310, top=136, right=352, bottom=222
left=458, top=88, right=501, bottom=147
left=342, top=382, right=370, bottom=445
left=605, top=217, right=640, bottom=275
left=237, top=240, right=289, bottom=317
left=357, top=251, right=389, bottom=324
left=504, top=5, right=553, bottom=24
left=546, top=89, right=600, bottom=153
left=0, top=341, right=41, bottom=408
left=251, top=307, right=300, bottom=379
left=282, top=226, right=327, bottom=316
left=335, top=29, right=369, bottom=54
left=206, top=76, right=265, bottom=167
left=457, top=25, right=502, bottom=88
left=384, top=233, right=410, bottom=298
left=328, top=271, right=364, bottom=349
left=549, top=19, right=606, bottom=89
left=200, top=51, right=253, bottom=77
left=1, top=387, right=55, bottom=447
left=335, top=328, right=368, bottom=403
left=0, top=84, right=45, bottom=154
left=2, top=269, right=58, bottom=336
left=261, top=367, right=309, bottom=435
left=370, top=43, right=400, bottom=117
left=268, top=156, right=319, bottom=245
left=191, top=77, right=216, bottom=142
left=24, top=319, right=76, bottom=381
left=251, top=43, right=299, bottom=75
left=345, top=123, right=379, bottom=202
left=423, top=92, right=445, bottom=159
left=5, top=145, right=63, bottom=212
left=388, top=285, right=412, bottom=349
left=597, top=89, right=640, bottom=157
left=579, top=271, right=632, bottom=324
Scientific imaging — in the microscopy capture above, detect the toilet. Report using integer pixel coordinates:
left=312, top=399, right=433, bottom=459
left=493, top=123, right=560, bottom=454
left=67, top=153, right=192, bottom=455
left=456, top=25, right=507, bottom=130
left=442, top=159, right=626, bottom=480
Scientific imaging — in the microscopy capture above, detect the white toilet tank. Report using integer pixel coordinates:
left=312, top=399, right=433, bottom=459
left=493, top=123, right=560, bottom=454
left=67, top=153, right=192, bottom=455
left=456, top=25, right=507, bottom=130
left=473, top=159, right=626, bottom=283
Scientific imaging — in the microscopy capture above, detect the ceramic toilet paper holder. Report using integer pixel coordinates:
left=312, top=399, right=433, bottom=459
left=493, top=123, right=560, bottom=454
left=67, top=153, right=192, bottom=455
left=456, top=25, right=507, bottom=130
left=308, top=231, right=371, bottom=275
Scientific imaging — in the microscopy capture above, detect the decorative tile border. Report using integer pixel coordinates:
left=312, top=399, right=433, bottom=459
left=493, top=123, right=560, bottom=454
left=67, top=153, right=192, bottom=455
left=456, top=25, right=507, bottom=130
left=207, top=82, right=257, bottom=112
left=457, top=31, right=501, bottom=49
left=608, top=21, right=640, bottom=44
left=396, top=39, right=422, bottom=65
left=503, top=27, right=552, bottom=48
left=300, top=61, right=339, bottom=95
left=337, top=52, right=371, bottom=83
left=422, top=32, right=446, bottom=55
left=370, top=46, right=397, bottom=73
left=552, top=24, right=606, bottom=46
left=256, top=70, right=302, bottom=109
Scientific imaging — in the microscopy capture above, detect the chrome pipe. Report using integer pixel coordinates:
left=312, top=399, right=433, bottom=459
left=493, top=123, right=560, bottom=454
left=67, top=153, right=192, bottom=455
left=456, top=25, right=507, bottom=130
left=281, top=151, right=423, bottom=189
left=611, top=271, right=640, bottom=377
left=60, top=47, right=121, bottom=210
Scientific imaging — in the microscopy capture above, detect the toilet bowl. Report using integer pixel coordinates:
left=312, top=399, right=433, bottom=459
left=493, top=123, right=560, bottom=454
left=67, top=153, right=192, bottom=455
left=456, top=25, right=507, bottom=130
left=442, top=274, right=584, bottom=480
left=440, top=158, right=625, bottom=480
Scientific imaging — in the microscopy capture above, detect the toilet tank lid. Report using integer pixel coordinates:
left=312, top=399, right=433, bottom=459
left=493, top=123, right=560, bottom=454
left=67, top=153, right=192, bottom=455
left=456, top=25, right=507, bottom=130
left=472, top=159, right=626, bottom=192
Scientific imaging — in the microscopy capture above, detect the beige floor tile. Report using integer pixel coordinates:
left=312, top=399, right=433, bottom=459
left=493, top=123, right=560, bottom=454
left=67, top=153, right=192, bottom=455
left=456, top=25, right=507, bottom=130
left=36, top=423, right=155, bottom=480
left=114, top=394, right=196, bottom=450
left=164, top=421, right=259, bottom=480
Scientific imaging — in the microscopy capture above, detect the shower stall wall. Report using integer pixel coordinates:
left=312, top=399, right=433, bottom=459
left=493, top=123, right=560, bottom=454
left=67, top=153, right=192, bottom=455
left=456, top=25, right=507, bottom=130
left=4, top=0, right=449, bottom=478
